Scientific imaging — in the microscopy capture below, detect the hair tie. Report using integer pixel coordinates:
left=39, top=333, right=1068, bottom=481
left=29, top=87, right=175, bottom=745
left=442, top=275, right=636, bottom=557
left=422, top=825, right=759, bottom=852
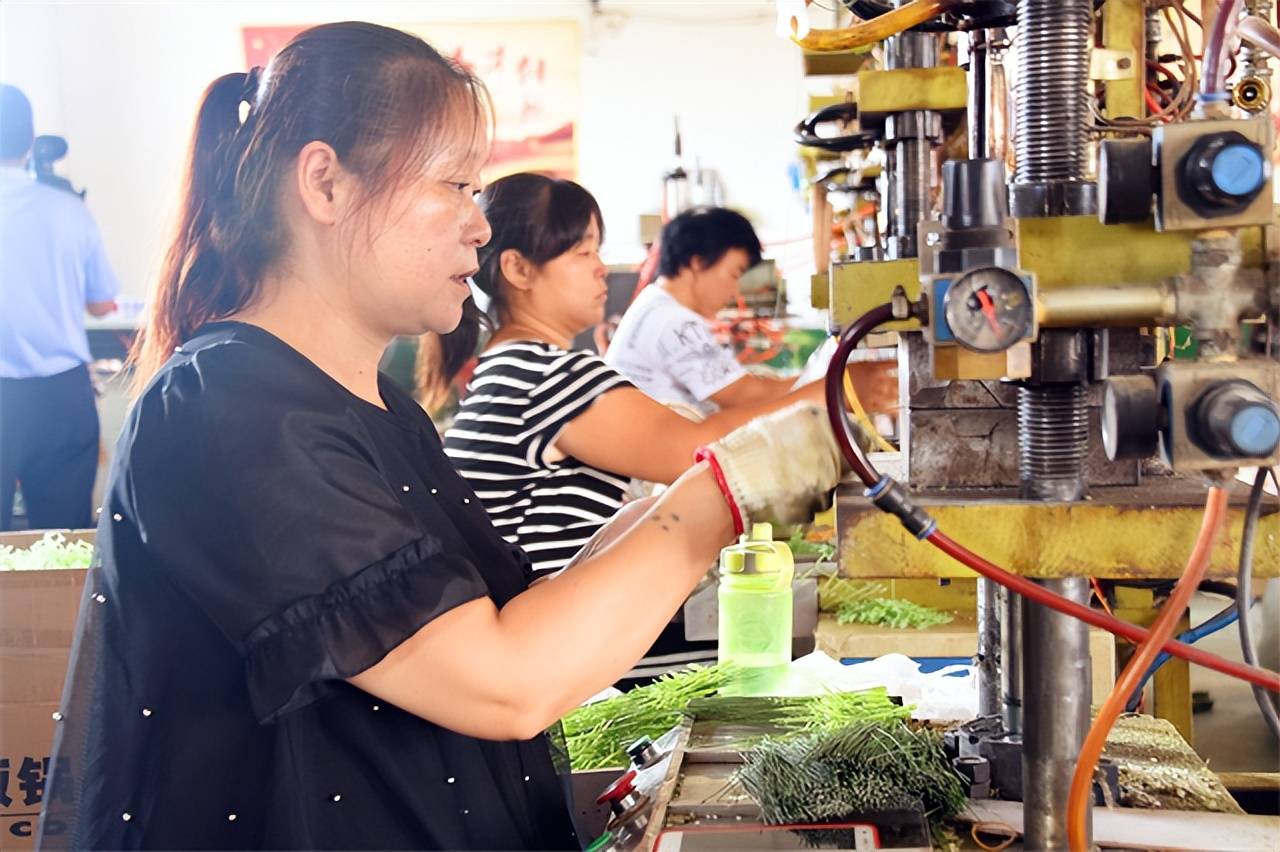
left=242, top=66, right=263, bottom=107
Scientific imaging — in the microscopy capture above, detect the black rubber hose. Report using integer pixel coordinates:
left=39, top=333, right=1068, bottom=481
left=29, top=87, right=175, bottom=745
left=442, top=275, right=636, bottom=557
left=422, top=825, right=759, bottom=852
left=794, top=103, right=879, bottom=152
left=1238, top=468, right=1280, bottom=740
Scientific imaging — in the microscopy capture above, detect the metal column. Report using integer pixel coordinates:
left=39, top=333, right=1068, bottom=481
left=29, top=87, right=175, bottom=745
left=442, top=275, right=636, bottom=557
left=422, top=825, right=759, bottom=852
left=1022, top=578, right=1093, bottom=850
left=998, top=586, right=1023, bottom=733
left=965, top=29, right=1001, bottom=719
left=1018, top=327, right=1094, bottom=848
left=1006, top=0, right=1097, bottom=841
left=882, top=3, right=940, bottom=260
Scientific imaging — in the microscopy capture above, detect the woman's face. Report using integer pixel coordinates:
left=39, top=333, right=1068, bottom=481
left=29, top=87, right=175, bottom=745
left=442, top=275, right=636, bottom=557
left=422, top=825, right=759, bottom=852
left=342, top=145, right=492, bottom=339
left=528, top=216, right=609, bottom=336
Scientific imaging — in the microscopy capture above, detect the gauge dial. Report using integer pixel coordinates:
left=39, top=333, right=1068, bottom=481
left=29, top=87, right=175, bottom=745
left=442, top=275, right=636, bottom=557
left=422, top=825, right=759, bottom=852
left=942, top=268, right=1034, bottom=353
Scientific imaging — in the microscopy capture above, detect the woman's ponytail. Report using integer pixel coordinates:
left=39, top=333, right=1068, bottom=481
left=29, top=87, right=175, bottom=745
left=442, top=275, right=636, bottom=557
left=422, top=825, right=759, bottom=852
left=130, top=22, right=491, bottom=394
left=416, top=295, right=491, bottom=411
left=130, top=71, right=258, bottom=389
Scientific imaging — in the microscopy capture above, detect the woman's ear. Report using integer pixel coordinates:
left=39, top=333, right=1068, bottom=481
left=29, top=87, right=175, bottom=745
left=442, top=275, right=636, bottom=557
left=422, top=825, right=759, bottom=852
left=293, top=140, right=349, bottom=227
left=499, top=249, right=536, bottom=292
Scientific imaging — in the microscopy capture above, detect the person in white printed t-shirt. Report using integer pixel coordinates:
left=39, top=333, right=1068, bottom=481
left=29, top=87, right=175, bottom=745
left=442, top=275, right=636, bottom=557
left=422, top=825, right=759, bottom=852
left=606, top=207, right=896, bottom=417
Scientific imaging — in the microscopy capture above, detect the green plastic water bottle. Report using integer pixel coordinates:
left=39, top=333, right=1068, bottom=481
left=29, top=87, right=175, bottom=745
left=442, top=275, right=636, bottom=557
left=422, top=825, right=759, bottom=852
left=718, top=523, right=793, bottom=696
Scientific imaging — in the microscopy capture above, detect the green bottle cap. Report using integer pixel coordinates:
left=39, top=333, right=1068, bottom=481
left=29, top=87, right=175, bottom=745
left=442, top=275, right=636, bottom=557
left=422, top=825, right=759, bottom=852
left=584, top=831, right=615, bottom=852
left=719, top=522, right=793, bottom=578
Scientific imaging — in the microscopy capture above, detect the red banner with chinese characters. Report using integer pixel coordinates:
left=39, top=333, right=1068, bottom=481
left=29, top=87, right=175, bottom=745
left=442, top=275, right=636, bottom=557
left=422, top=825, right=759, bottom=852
left=242, top=21, right=579, bottom=180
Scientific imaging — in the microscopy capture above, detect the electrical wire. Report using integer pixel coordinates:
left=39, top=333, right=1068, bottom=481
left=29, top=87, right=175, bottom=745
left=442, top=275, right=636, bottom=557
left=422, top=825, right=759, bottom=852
left=843, top=370, right=897, bottom=454
left=1238, top=467, right=1280, bottom=740
left=1091, top=4, right=1199, bottom=133
left=824, top=303, right=1280, bottom=693
left=1124, top=601, right=1240, bottom=713
left=1090, top=577, right=1114, bottom=616
left=1066, top=486, right=1228, bottom=852
left=1144, top=87, right=1167, bottom=115
left=970, top=821, right=1018, bottom=852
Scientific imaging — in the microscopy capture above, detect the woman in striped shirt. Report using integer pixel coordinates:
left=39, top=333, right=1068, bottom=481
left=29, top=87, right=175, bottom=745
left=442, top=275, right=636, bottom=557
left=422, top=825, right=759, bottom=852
left=433, top=173, right=831, bottom=684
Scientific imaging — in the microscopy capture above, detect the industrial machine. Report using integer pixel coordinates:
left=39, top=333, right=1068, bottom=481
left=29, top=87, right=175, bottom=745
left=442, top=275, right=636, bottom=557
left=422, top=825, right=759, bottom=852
left=789, top=0, right=1280, bottom=849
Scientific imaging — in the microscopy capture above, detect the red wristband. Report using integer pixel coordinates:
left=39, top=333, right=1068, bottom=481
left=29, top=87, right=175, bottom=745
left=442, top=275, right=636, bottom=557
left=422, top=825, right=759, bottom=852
left=694, top=447, right=745, bottom=538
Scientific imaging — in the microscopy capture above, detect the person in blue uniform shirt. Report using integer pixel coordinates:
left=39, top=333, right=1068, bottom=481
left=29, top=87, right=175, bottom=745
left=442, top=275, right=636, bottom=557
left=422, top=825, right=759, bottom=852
left=0, top=83, right=120, bottom=531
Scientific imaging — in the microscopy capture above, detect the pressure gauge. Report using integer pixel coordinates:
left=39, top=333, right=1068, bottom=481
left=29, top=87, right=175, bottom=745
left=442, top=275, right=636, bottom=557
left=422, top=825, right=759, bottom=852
left=941, top=267, right=1035, bottom=353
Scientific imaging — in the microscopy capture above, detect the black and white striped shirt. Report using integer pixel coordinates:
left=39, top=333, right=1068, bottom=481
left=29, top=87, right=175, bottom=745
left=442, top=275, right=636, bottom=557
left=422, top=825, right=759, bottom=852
left=443, top=341, right=633, bottom=576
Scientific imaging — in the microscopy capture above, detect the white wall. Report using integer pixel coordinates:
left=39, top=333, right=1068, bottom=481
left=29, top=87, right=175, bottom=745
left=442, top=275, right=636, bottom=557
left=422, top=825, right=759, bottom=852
left=0, top=1, right=817, bottom=301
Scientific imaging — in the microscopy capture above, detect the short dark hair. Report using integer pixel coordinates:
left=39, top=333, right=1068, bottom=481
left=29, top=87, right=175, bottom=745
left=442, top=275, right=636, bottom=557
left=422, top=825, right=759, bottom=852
left=658, top=206, right=762, bottom=278
left=0, top=84, right=34, bottom=160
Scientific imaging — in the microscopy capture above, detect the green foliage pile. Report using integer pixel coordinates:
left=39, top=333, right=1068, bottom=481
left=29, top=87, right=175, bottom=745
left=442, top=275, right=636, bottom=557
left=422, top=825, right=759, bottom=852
left=835, top=597, right=954, bottom=630
left=563, top=665, right=737, bottom=770
left=736, top=721, right=968, bottom=825
left=0, top=532, right=94, bottom=571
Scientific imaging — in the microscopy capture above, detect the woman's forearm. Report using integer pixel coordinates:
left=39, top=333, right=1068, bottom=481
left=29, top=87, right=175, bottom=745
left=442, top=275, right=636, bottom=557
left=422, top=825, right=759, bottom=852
left=495, top=464, right=732, bottom=724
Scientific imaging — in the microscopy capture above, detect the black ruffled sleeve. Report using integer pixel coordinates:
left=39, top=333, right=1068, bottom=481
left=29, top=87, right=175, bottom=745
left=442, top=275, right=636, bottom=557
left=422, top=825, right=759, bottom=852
left=126, top=341, right=490, bottom=722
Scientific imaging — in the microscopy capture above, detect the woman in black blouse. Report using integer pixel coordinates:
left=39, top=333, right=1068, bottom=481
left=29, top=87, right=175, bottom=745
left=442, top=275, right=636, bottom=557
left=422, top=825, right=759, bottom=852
left=37, top=22, right=842, bottom=851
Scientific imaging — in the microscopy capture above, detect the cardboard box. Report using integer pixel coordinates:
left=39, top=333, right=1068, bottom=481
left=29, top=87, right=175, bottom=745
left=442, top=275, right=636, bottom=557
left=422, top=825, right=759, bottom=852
left=0, top=531, right=91, bottom=850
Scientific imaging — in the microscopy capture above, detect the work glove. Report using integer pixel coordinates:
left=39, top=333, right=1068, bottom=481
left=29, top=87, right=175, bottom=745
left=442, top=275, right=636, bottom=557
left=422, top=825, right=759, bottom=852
left=696, top=402, right=869, bottom=534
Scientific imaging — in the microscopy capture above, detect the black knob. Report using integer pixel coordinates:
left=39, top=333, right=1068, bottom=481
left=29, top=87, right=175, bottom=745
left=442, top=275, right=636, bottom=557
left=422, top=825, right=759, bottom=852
left=1102, top=374, right=1161, bottom=460
left=1098, top=139, right=1154, bottom=225
left=1179, top=131, right=1268, bottom=215
left=1193, top=380, right=1280, bottom=459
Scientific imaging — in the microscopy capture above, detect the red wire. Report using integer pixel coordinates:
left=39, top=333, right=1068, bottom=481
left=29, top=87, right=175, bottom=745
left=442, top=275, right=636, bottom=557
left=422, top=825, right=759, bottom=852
left=1145, top=87, right=1166, bottom=116
left=925, top=530, right=1280, bottom=693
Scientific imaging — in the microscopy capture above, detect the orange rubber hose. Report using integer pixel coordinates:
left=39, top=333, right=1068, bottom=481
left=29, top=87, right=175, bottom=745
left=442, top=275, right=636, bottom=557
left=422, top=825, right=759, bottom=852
left=1065, top=485, right=1229, bottom=851
left=791, top=0, right=957, bottom=52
